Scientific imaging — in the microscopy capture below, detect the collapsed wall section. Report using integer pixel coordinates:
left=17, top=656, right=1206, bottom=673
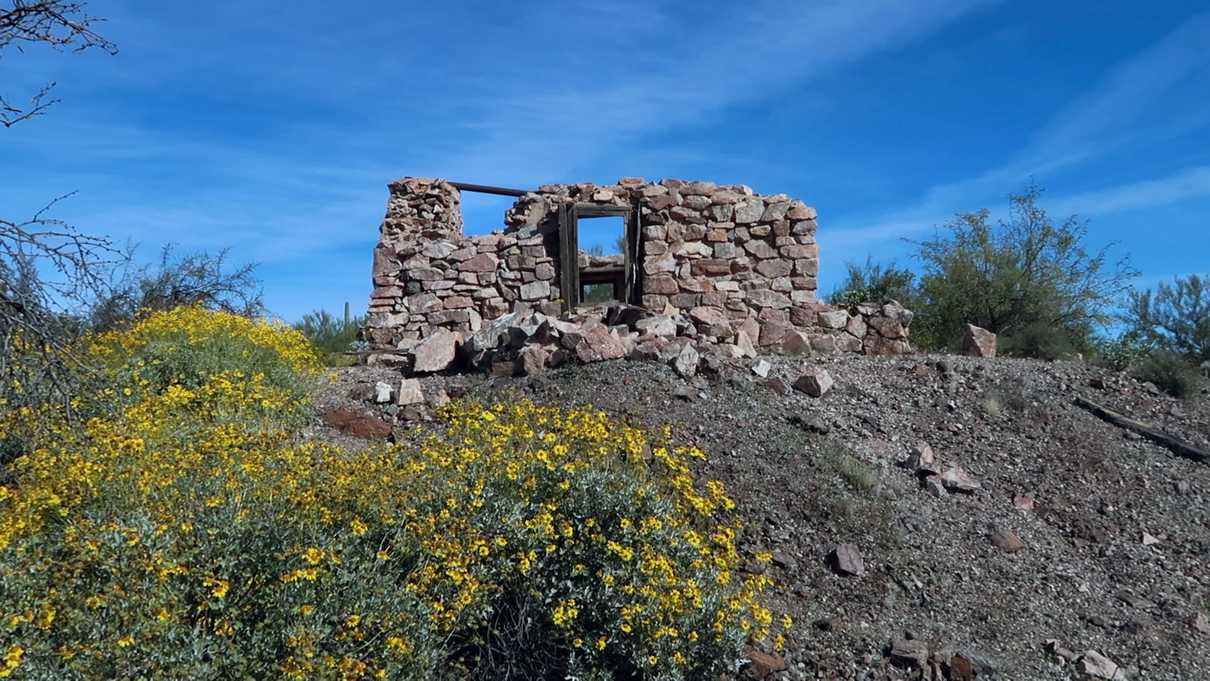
left=366, top=177, right=912, bottom=357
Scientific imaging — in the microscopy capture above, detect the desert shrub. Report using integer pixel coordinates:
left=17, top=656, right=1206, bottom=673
left=827, top=257, right=919, bottom=311
left=1089, top=334, right=1153, bottom=372
left=912, top=184, right=1134, bottom=356
left=90, top=247, right=263, bottom=332
left=294, top=304, right=364, bottom=367
left=0, top=309, right=783, bottom=680
left=87, top=305, right=318, bottom=401
left=1131, top=350, right=1202, bottom=399
left=1124, top=274, right=1210, bottom=363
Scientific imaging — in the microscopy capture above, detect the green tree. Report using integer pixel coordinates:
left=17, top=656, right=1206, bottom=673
left=827, top=257, right=919, bottom=308
left=1124, top=274, right=1209, bottom=363
left=911, top=184, right=1135, bottom=357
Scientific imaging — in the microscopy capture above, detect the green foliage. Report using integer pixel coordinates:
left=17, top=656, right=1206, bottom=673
left=827, top=257, right=919, bottom=310
left=294, top=304, right=365, bottom=366
left=912, top=184, right=1135, bottom=356
left=1, top=308, right=784, bottom=681
left=1124, top=274, right=1210, bottom=363
left=1089, top=334, right=1153, bottom=372
left=1130, top=350, right=1202, bottom=399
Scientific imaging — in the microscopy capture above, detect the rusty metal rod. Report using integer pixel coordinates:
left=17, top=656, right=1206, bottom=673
left=448, top=181, right=532, bottom=197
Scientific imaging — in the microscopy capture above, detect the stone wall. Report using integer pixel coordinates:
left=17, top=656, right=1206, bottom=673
left=366, top=177, right=912, bottom=356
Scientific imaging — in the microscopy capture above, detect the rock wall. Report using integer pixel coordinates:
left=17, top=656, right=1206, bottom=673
left=366, top=177, right=912, bottom=356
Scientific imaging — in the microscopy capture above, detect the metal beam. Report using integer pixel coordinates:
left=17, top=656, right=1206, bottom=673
left=448, top=181, right=532, bottom=197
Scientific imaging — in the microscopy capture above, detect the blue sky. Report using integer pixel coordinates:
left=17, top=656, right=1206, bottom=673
left=2, top=0, right=1208, bottom=322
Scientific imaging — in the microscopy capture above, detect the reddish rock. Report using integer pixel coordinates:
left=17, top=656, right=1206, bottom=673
left=689, top=306, right=733, bottom=338
left=1013, top=495, right=1036, bottom=512
left=321, top=407, right=391, bottom=440
left=793, top=366, right=834, bottom=398
left=411, top=329, right=459, bottom=373
left=828, top=543, right=864, bottom=576
left=963, top=324, right=997, bottom=358
left=574, top=325, right=627, bottom=363
left=458, top=252, right=498, bottom=273
left=742, top=648, right=787, bottom=679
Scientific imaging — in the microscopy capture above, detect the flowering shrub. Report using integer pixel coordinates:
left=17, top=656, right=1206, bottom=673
left=0, top=308, right=783, bottom=680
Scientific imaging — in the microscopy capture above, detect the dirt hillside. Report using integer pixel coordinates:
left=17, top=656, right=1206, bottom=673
left=318, top=353, right=1210, bottom=680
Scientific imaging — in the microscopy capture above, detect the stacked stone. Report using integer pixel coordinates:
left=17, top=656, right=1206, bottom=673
left=366, top=179, right=562, bottom=348
left=366, top=176, right=915, bottom=356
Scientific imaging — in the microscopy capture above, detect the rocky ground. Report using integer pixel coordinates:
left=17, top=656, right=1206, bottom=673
left=314, top=351, right=1210, bottom=681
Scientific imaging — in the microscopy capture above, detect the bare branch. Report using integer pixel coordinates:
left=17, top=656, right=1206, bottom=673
left=0, top=0, right=116, bottom=127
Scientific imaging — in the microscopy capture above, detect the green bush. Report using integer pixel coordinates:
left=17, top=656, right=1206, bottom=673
left=1131, top=350, right=1202, bottom=399
left=827, top=257, right=919, bottom=310
left=294, top=304, right=364, bottom=367
left=911, top=184, right=1134, bottom=356
left=1124, top=274, right=1210, bottom=363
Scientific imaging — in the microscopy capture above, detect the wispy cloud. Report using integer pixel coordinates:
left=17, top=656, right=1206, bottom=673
left=829, top=10, right=1210, bottom=246
left=429, top=0, right=997, bottom=187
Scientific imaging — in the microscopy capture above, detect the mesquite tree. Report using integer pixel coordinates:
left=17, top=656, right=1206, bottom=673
left=1, top=1, right=117, bottom=413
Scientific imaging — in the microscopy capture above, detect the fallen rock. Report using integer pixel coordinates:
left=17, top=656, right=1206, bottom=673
left=1078, top=650, right=1123, bottom=679
left=373, top=381, right=393, bottom=403
left=1013, top=494, right=1036, bottom=512
left=321, top=407, right=391, bottom=440
left=828, top=544, right=865, bottom=576
left=742, top=648, right=787, bottom=679
left=940, top=466, right=980, bottom=494
left=905, top=441, right=935, bottom=469
left=751, top=359, right=772, bottom=378
left=574, top=325, right=627, bottom=363
left=793, top=366, right=834, bottom=398
left=888, top=638, right=929, bottom=668
left=635, top=315, right=677, bottom=338
left=671, top=343, right=700, bottom=378
left=1141, top=532, right=1160, bottom=546
left=963, top=324, right=997, bottom=358
left=397, top=378, right=425, bottom=406
left=412, top=329, right=459, bottom=373
left=990, top=527, right=1025, bottom=553
left=518, top=345, right=550, bottom=375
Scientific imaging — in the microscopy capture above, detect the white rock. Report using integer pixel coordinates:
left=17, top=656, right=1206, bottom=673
left=373, top=381, right=393, bottom=403
left=752, top=359, right=772, bottom=378
left=397, top=378, right=425, bottom=406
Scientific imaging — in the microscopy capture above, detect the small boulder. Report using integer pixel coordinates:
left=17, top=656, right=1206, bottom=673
left=397, top=378, right=425, bottom=406
left=412, top=329, right=459, bottom=373
left=940, top=466, right=980, bottom=494
left=671, top=343, right=700, bottom=378
left=1078, top=651, right=1123, bottom=680
left=963, top=324, right=997, bottom=358
left=989, top=527, right=1025, bottom=553
left=742, top=648, right=787, bottom=680
left=793, top=366, right=834, bottom=398
left=373, top=381, right=393, bottom=404
left=828, top=544, right=864, bottom=576
left=751, top=359, right=772, bottom=378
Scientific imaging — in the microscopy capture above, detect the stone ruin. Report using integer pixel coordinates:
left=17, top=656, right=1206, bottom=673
left=366, top=177, right=913, bottom=375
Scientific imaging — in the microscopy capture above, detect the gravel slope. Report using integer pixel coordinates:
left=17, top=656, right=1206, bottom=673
left=321, top=353, right=1210, bottom=680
